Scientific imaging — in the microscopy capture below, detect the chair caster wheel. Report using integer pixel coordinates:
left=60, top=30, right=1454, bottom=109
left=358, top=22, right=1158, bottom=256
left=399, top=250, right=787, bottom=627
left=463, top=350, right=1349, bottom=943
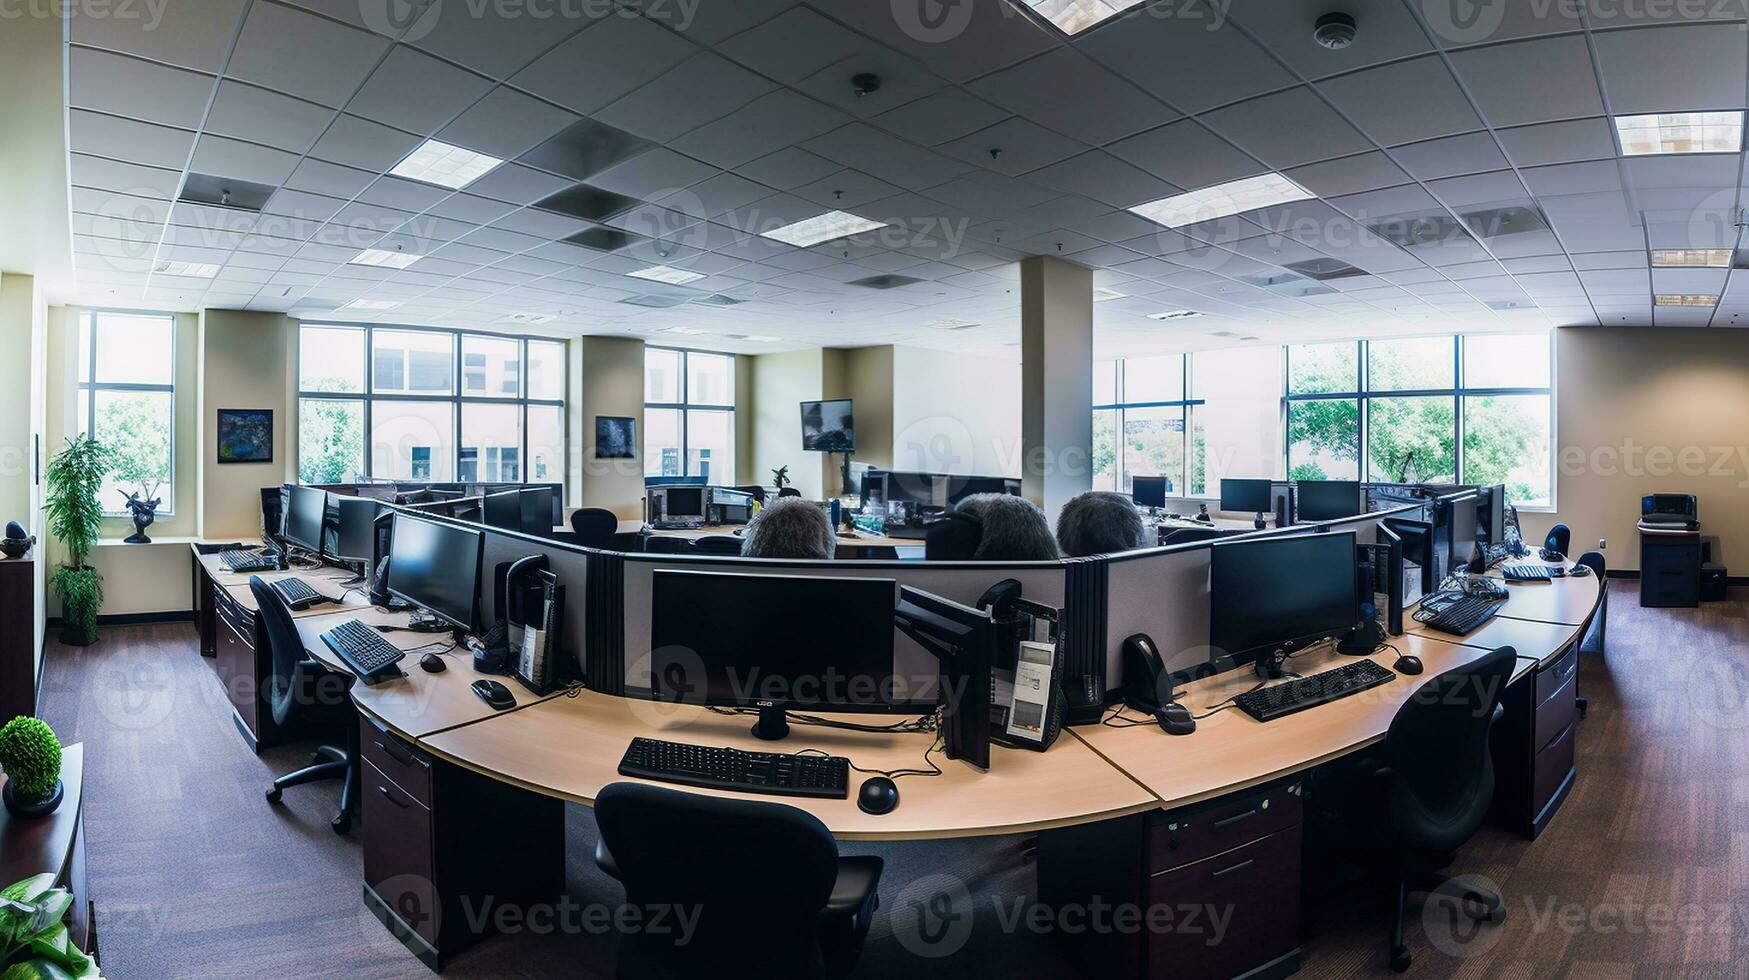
left=1390, top=946, right=1411, bottom=972
left=266, top=787, right=283, bottom=804
left=332, top=815, right=351, bottom=835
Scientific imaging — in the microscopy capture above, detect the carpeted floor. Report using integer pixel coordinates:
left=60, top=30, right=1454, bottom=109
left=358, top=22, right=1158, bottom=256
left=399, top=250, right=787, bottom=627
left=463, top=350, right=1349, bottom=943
left=36, top=580, right=1747, bottom=977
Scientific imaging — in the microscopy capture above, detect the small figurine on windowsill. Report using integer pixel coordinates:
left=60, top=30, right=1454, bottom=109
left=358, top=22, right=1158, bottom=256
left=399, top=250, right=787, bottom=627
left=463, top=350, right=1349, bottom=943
left=772, top=466, right=791, bottom=493
left=121, top=484, right=162, bottom=544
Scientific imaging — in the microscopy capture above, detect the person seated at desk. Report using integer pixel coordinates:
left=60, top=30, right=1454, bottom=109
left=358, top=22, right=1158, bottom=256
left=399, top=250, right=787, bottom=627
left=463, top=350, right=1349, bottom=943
left=953, top=493, right=1059, bottom=561
left=741, top=497, right=836, bottom=560
left=1056, top=491, right=1147, bottom=557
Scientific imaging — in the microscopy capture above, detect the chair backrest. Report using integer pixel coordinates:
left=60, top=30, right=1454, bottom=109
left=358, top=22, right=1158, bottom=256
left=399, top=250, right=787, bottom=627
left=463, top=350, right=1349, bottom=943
left=569, top=507, right=619, bottom=549
left=925, top=512, right=983, bottom=561
left=778, top=487, right=802, bottom=498
left=734, top=485, right=767, bottom=504
left=1383, top=645, right=1516, bottom=853
left=1163, top=526, right=1225, bottom=546
left=691, top=535, right=745, bottom=556
left=642, top=535, right=689, bottom=555
left=249, top=576, right=310, bottom=727
left=1576, top=550, right=1605, bottom=578
left=1545, top=523, right=1571, bottom=555
left=596, top=782, right=840, bottom=974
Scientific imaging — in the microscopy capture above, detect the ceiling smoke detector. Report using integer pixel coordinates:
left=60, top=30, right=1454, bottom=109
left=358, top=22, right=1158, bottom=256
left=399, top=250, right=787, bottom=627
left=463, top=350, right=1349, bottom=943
left=1314, top=12, right=1357, bottom=49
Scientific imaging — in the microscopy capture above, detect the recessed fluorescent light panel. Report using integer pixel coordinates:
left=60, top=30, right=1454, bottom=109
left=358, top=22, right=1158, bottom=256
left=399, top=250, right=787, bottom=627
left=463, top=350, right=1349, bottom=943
left=628, top=265, right=705, bottom=285
left=349, top=248, right=421, bottom=269
left=1650, top=248, right=1732, bottom=268
left=1615, top=112, right=1743, bottom=156
left=760, top=210, right=890, bottom=248
left=153, top=261, right=219, bottom=278
left=1129, top=173, right=1314, bottom=229
left=743, top=335, right=780, bottom=343
left=1016, top=0, right=1146, bottom=34
left=502, top=313, right=556, bottom=325
left=666, top=326, right=710, bottom=335
left=1093, top=286, right=1127, bottom=301
left=923, top=318, right=980, bottom=330
left=1654, top=294, right=1719, bottom=307
left=340, top=299, right=401, bottom=311
left=389, top=139, right=504, bottom=189
left=1147, top=310, right=1205, bottom=321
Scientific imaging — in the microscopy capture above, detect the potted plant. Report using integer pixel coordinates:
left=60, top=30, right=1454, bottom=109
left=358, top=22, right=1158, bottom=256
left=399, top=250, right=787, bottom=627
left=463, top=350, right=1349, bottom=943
left=0, top=874, right=103, bottom=978
left=43, top=435, right=111, bottom=646
left=0, top=718, right=62, bottom=818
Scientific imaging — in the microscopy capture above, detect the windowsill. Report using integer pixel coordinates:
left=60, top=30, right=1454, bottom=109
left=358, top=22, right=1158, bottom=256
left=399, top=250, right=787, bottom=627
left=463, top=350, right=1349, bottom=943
left=93, top=535, right=203, bottom=547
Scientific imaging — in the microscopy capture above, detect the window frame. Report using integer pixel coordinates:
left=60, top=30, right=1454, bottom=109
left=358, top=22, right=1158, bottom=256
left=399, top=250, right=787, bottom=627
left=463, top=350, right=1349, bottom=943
left=80, top=309, right=177, bottom=517
left=295, top=322, right=567, bottom=488
left=644, top=346, right=736, bottom=480
left=1092, top=356, right=1205, bottom=495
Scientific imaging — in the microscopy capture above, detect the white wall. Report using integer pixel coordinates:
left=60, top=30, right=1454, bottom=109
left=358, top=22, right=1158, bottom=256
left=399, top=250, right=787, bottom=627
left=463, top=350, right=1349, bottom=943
left=748, top=349, right=828, bottom=498
left=891, top=346, right=1023, bottom=478
left=576, top=336, right=646, bottom=520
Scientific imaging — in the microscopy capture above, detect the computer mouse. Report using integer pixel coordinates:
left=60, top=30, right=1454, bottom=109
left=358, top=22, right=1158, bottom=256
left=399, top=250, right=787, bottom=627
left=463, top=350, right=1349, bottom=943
left=1570, top=565, right=1591, bottom=577
left=857, top=777, right=899, bottom=815
left=1540, top=548, right=1565, bottom=563
left=1395, top=655, right=1424, bottom=675
left=470, top=679, right=516, bottom=710
left=419, top=652, right=446, bottom=673
left=1153, top=702, right=1197, bottom=736
left=1551, top=566, right=1567, bottom=577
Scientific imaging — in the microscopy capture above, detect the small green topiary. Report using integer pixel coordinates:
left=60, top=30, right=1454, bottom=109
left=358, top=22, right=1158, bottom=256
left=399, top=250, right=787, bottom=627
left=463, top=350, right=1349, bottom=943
left=0, top=718, right=61, bottom=803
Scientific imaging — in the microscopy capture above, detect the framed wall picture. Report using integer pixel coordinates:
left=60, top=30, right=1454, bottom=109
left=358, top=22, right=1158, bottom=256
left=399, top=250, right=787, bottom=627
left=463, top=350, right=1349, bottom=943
left=595, top=416, right=637, bottom=459
left=217, top=409, right=273, bottom=464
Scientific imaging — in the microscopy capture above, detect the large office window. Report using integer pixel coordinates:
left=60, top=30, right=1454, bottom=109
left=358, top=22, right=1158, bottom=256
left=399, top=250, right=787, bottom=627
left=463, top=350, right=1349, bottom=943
left=78, top=311, right=176, bottom=516
left=1092, top=356, right=1196, bottom=495
left=296, top=324, right=566, bottom=487
left=645, top=348, right=735, bottom=483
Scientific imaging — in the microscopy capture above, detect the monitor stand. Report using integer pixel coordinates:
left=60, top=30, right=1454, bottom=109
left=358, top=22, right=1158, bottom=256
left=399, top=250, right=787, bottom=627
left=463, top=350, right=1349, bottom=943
left=751, top=705, right=790, bottom=741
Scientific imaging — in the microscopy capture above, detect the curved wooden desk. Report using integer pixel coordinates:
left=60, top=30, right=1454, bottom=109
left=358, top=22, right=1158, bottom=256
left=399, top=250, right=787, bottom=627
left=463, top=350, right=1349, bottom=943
left=617, top=520, right=920, bottom=554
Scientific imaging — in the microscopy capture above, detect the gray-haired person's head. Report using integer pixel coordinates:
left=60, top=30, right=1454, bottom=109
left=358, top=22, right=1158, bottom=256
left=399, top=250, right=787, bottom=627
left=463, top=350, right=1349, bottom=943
left=741, top=498, right=835, bottom=560
left=1057, top=491, right=1147, bottom=557
left=953, top=493, right=1059, bottom=561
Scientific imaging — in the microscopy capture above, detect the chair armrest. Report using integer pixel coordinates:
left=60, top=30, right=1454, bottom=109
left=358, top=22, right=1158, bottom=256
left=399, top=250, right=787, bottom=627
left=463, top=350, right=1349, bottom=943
left=594, top=839, right=621, bottom=882
left=824, top=855, right=883, bottom=916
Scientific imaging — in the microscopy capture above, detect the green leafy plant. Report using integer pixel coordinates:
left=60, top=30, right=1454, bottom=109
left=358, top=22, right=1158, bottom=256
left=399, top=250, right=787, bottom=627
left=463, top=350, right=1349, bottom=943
left=43, top=436, right=112, bottom=645
left=0, top=875, right=102, bottom=978
left=0, top=718, right=61, bottom=804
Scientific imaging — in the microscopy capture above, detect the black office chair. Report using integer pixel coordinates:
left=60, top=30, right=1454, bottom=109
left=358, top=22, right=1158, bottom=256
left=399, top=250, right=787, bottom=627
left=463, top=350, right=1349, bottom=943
left=778, top=487, right=803, bottom=498
left=1320, top=645, right=1516, bottom=972
left=1162, top=526, right=1225, bottom=546
left=250, top=577, right=358, bottom=835
left=570, top=507, right=619, bottom=549
left=642, top=535, right=689, bottom=555
left=691, top=535, right=745, bottom=556
left=593, top=782, right=881, bottom=979
left=734, top=485, right=767, bottom=504
left=1544, top=523, right=1571, bottom=557
left=1576, top=550, right=1606, bottom=659
left=924, top=511, right=982, bottom=561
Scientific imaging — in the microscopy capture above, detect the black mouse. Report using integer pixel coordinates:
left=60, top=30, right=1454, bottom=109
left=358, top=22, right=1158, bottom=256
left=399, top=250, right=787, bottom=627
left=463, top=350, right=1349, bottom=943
left=419, top=652, right=446, bottom=673
left=1153, top=702, right=1197, bottom=736
left=1540, top=548, right=1565, bottom=563
left=1570, top=564, right=1591, bottom=577
left=857, top=777, right=899, bottom=815
left=1395, top=655, right=1424, bottom=675
left=470, top=679, right=516, bottom=710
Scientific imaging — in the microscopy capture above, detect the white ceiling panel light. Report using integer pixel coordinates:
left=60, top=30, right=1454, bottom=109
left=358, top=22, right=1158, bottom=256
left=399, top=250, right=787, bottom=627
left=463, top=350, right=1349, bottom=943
left=502, top=312, right=557, bottom=324
left=340, top=298, right=401, bottom=311
left=666, top=326, right=711, bottom=336
left=1614, top=112, right=1742, bottom=156
left=1654, top=294, right=1719, bottom=307
left=1147, top=310, right=1205, bottom=320
left=1650, top=249, right=1732, bottom=268
left=1093, top=286, right=1128, bottom=301
left=743, top=335, right=781, bottom=343
left=759, top=210, right=891, bottom=248
left=349, top=247, right=423, bottom=269
left=1014, top=0, right=1146, bottom=35
left=627, top=265, right=706, bottom=285
left=1129, top=173, right=1314, bottom=229
left=388, top=139, right=505, bottom=189
left=153, top=261, right=220, bottom=277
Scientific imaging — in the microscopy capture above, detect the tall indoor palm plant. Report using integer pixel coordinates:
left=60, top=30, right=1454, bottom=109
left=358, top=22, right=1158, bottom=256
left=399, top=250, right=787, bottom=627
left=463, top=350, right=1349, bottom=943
left=44, top=434, right=113, bottom=646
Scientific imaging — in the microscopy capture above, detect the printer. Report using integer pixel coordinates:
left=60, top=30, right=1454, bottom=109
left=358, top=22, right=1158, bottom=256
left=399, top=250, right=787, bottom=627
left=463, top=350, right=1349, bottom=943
left=1640, top=493, right=1698, bottom=530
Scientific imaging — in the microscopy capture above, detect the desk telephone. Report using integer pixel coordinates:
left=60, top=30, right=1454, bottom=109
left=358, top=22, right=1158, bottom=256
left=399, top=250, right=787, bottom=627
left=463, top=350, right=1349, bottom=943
left=980, top=580, right=1066, bottom=751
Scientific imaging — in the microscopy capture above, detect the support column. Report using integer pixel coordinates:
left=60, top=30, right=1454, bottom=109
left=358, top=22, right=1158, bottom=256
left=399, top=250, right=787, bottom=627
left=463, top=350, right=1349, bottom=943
left=577, top=336, right=647, bottom=520
left=1020, top=256, right=1094, bottom=523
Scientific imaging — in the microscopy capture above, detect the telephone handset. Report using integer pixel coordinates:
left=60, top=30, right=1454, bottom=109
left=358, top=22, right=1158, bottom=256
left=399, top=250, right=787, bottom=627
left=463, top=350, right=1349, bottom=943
left=1122, top=633, right=1195, bottom=736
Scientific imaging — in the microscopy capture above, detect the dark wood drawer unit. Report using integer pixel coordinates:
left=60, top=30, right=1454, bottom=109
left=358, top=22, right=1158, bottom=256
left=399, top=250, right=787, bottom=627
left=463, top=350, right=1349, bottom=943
left=0, top=552, right=36, bottom=724
left=1491, top=644, right=1579, bottom=839
left=361, top=716, right=564, bottom=972
left=1641, top=530, right=1701, bottom=607
left=211, top=588, right=265, bottom=752
left=1150, top=782, right=1302, bottom=873
left=1146, top=828, right=1302, bottom=980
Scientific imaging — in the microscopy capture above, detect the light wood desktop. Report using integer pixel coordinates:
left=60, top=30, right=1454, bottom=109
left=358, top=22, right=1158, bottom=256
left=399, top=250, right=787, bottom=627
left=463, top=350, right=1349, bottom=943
left=191, top=547, right=370, bottom=618
left=618, top=520, right=920, bottom=553
left=1485, top=562, right=1604, bottom=627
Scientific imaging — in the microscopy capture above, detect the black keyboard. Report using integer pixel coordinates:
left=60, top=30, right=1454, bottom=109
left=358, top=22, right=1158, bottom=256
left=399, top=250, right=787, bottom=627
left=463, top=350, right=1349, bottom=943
left=618, top=737, right=850, bottom=799
left=650, top=521, right=704, bottom=531
left=221, top=550, right=278, bottom=573
left=1418, top=594, right=1504, bottom=635
left=319, top=619, right=405, bottom=681
left=269, top=577, right=326, bottom=610
left=1502, top=563, right=1552, bottom=582
left=1234, top=659, right=1397, bottom=722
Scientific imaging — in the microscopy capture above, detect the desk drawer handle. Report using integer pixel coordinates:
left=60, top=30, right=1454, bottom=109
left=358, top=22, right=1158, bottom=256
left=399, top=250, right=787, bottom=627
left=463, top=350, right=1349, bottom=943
left=372, top=738, right=417, bottom=767
left=1213, top=809, right=1257, bottom=830
left=377, top=785, right=409, bottom=808
left=1210, top=859, right=1255, bottom=880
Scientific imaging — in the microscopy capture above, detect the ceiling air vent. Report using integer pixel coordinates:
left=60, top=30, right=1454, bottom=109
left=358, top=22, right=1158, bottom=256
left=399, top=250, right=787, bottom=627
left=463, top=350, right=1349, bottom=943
left=536, top=184, right=642, bottom=222
left=691, top=294, right=745, bottom=306
left=178, top=173, right=275, bottom=212
left=1364, top=213, right=1467, bottom=248
left=848, top=274, right=923, bottom=289
left=521, top=118, right=655, bottom=181
left=619, top=294, right=689, bottom=309
left=565, top=227, right=646, bottom=252
left=1460, top=205, right=1549, bottom=239
left=1283, top=257, right=1366, bottom=281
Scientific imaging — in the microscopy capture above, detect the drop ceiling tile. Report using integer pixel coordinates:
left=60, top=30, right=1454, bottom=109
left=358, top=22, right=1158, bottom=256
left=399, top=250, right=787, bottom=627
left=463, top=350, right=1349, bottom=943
left=803, top=123, right=972, bottom=192
left=262, top=188, right=347, bottom=222
left=453, top=162, right=573, bottom=206
left=357, top=176, right=452, bottom=213
left=281, top=158, right=371, bottom=199
left=1226, top=0, right=1435, bottom=78
left=70, top=0, right=245, bottom=73
left=190, top=134, right=300, bottom=185
left=671, top=90, right=851, bottom=169
left=1022, top=150, right=1178, bottom=209
left=821, top=0, right=1057, bottom=83
left=680, top=0, right=802, bottom=44
left=67, top=111, right=195, bottom=171
left=940, top=117, right=1089, bottom=177
left=791, top=170, right=907, bottom=211
left=1391, top=132, right=1511, bottom=181
left=69, top=153, right=184, bottom=197
left=309, top=114, right=421, bottom=171
left=227, top=1, right=388, bottom=107
left=410, top=3, right=590, bottom=79
left=1076, top=6, right=1294, bottom=114
left=588, top=147, right=718, bottom=200
left=1201, top=87, right=1373, bottom=169
left=492, top=207, right=592, bottom=240
left=793, top=46, right=944, bottom=120
left=873, top=89, right=1010, bottom=146
left=508, top=14, right=694, bottom=115
left=1593, top=22, right=1749, bottom=114
left=593, top=52, right=777, bottom=143
left=716, top=6, right=866, bottom=83
left=346, top=45, right=494, bottom=136
left=1449, top=35, right=1605, bottom=127
left=1428, top=171, right=1528, bottom=207
left=1318, top=56, right=1482, bottom=146
left=1286, top=151, right=1412, bottom=198
left=972, top=48, right=1172, bottom=145
left=1107, top=119, right=1264, bottom=190
left=657, top=173, right=777, bottom=219
left=69, top=48, right=214, bottom=129
left=439, top=87, right=578, bottom=160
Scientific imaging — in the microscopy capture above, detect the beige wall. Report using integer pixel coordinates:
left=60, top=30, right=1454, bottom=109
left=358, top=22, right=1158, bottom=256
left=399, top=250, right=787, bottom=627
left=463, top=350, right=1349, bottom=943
left=0, top=275, right=48, bottom=662
left=821, top=346, right=894, bottom=497
left=576, top=336, right=646, bottom=520
left=1546, top=325, right=1749, bottom=573
left=892, top=345, right=1024, bottom=478
left=197, top=309, right=296, bottom=540
left=747, top=349, right=829, bottom=498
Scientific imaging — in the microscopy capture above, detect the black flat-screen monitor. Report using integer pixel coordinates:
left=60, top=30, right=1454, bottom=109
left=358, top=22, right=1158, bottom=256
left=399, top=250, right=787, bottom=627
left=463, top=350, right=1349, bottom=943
left=520, top=487, right=555, bottom=533
left=1210, top=531, right=1359, bottom=668
left=1385, top=517, right=1432, bottom=608
left=332, top=496, right=382, bottom=563
left=482, top=489, right=521, bottom=531
left=1297, top=480, right=1361, bottom=522
left=801, top=399, right=855, bottom=452
left=658, top=486, right=705, bottom=521
left=1220, top=478, right=1273, bottom=513
left=649, top=570, right=929, bottom=715
left=1132, top=475, right=1168, bottom=509
left=945, top=476, right=1015, bottom=505
left=283, top=485, right=327, bottom=554
left=1479, top=484, right=1507, bottom=545
left=387, top=514, right=484, bottom=632
left=1449, top=493, right=1479, bottom=571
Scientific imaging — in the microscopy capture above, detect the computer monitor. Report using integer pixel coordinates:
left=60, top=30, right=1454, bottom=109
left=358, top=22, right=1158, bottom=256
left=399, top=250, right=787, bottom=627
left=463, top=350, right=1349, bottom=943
left=1209, top=531, right=1359, bottom=671
left=283, top=485, right=327, bottom=554
left=520, top=486, right=555, bottom=533
left=260, top=487, right=286, bottom=544
left=1480, top=484, right=1507, bottom=546
left=332, top=496, right=382, bottom=563
left=650, top=486, right=706, bottom=524
left=1449, top=493, right=1480, bottom=571
left=1131, top=475, right=1168, bottom=509
left=482, top=489, right=521, bottom=530
left=1219, top=478, right=1273, bottom=514
left=386, top=514, right=484, bottom=633
left=945, top=476, right=1016, bottom=505
left=1385, top=517, right=1432, bottom=608
left=649, top=570, right=927, bottom=739
left=1296, top=480, right=1362, bottom=522
left=800, top=399, right=855, bottom=452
